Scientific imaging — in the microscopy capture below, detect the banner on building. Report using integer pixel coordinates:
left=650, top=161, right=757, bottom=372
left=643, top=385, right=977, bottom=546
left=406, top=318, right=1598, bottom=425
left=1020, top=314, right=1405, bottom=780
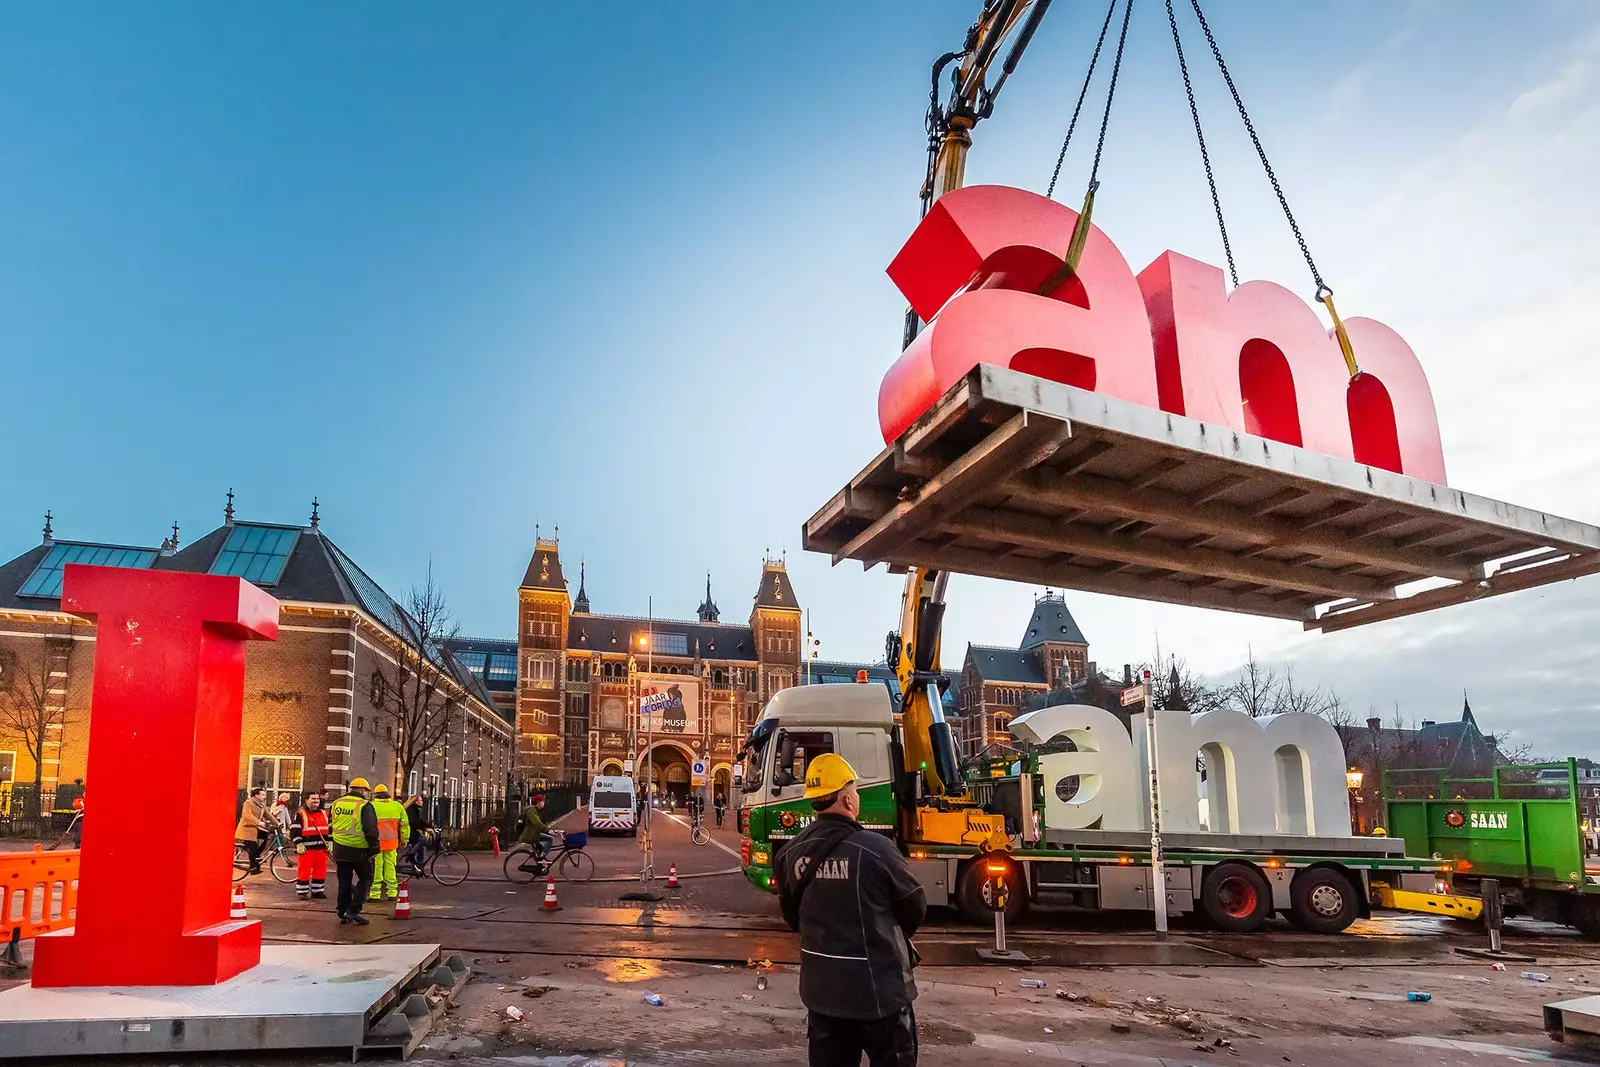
left=638, top=675, right=699, bottom=735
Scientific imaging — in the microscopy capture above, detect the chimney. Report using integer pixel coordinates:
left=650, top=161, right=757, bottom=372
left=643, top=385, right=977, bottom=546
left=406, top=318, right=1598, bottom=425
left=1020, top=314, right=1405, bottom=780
left=1366, top=717, right=1381, bottom=730
left=1087, top=661, right=1098, bottom=682
left=1421, top=720, right=1436, bottom=727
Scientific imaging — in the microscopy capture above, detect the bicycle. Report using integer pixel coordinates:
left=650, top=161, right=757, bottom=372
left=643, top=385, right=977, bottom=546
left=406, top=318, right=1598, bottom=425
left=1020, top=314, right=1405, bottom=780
left=233, top=830, right=297, bottom=884
left=398, top=829, right=471, bottom=886
left=690, top=812, right=711, bottom=847
left=503, top=829, right=595, bottom=884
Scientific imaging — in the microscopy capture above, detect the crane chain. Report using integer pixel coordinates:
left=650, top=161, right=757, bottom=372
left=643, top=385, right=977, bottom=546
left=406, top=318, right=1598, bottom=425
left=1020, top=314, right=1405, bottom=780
left=1165, top=0, right=1237, bottom=288
left=1045, top=0, right=1119, bottom=200
left=1186, top=0, right=1325, bottom=299
left=1086, top=0, right=1136, bottom=190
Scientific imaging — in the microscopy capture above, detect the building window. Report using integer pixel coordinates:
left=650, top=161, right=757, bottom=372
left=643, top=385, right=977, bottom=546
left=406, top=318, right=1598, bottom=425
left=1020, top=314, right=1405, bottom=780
left=0, top=751, right=15, bottom=785
left=210, top=525, right=300, bottom=586
left=487, top=653, right=517, bottom=683
left=18, top=543, right=158, bottom=599
left=567, top=658, right=591, bottom=683
left=524, top=655, right=555, bottom=687
left=369, top=671, right=387, bottom=705
left=407, top=770, right=419, bottom=796
left=356, top=715, right=365, bottom=733
left=455, top=651, right=488, bottom=677
left=248, top=754, right=304, bottom=794
left=652, top=633, right=689, bottom=656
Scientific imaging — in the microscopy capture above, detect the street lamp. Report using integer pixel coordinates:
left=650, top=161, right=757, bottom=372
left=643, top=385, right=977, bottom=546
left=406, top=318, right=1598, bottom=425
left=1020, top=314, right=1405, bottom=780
left=1346, top=769, right=1364, bottom=791
left=1346, top=768, right=1365, bottom=834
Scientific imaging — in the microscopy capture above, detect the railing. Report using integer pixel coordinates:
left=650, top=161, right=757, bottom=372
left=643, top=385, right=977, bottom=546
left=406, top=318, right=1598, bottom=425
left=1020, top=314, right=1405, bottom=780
left=1, top=845, right=79, bottom=953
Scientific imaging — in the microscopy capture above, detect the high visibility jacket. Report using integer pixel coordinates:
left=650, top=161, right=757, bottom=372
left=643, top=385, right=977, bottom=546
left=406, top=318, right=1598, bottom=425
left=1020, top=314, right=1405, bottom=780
left=291, top=807, right=331, bottom=851
left=371, top=797, right=409, bottom=851
left=329, top=793, right=378, bottom=853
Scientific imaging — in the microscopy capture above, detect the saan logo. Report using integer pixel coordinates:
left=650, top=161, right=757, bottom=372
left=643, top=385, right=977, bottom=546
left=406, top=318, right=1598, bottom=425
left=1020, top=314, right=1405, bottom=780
left=1470, top=810, right=1510, bottom=830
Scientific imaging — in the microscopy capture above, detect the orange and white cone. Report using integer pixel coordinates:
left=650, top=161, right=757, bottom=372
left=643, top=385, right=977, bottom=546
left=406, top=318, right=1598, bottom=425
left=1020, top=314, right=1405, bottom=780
left=230, top=884, right=247, bottom=920
left=541, top=875, right=561, bottom=912
left=393, top=882, right=411, bottom=919
left=667, top=862, right=680, bottom=889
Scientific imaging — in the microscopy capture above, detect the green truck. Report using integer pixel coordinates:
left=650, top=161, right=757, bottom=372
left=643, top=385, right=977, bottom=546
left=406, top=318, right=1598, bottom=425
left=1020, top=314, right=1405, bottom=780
left=1384, top=760, right=1600, bottom=937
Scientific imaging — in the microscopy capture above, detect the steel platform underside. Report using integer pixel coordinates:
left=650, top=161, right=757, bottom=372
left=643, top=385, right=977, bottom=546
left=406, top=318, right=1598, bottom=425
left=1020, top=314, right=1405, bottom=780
left=0, top=943, right=439, bottom=1059
left=803, top=365, right=1600, bottom=631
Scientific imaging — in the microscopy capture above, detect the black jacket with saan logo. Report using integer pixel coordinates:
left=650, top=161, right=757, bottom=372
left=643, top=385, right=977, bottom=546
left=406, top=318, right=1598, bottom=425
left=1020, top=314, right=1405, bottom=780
left=775, top=812, right=927, bottom=1020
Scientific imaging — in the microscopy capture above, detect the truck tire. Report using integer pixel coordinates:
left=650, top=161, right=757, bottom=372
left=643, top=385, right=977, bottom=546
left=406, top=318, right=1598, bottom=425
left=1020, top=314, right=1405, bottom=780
left=956, top=858, right=1026, bottom=926
left=1572, top=897, right=1600, bottom=940
left=1287, top=867, right=1359, bottom=934
left=1199, top=863, right=1274, bottom=933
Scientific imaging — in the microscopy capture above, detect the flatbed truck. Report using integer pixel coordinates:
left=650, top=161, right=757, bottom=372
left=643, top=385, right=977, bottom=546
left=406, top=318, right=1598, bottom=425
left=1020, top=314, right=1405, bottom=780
left=738, top=683, right=1439, bottom=934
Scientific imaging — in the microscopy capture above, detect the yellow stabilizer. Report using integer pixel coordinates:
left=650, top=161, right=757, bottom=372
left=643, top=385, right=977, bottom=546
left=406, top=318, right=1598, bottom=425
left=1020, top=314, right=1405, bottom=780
left=915, top=807, right=1009, bottom=850
left=1372, top=881, right=1483, bottom=920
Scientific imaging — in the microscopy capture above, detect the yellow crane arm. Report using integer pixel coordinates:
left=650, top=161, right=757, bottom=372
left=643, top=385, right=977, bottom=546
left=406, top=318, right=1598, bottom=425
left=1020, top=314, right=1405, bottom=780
left=892, top=567, right=964, bottom=797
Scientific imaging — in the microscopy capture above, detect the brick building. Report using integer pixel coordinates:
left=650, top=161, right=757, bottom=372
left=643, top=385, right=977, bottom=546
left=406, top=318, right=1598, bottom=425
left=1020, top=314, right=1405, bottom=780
left=452, top=536, right=804, bottom=799
left=0, top=500, right=513, bottom=825
left=956, top=592, right=1090, bottom=757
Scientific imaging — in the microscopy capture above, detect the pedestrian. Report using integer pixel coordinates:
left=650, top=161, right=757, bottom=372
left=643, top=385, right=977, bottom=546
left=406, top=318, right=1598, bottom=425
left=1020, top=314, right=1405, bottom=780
left=290, top=792, right=331, bottom=900
left=775, top=753, right=925, bottom=1067
left=234, top=788, right=270, bottom=874
left=272, top=792, right=294, bottom=841
left=329, top=777, right=379, bottom=925
left=403, top=795, right=432, bottom=872
left=367, top=783, right=409, bottom=902
left=714, top=792, right=727, bottom=829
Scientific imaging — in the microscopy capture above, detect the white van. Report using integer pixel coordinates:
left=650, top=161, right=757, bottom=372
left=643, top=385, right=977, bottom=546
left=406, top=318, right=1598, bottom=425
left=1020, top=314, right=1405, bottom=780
left=588, top=775, right=638, bottom=836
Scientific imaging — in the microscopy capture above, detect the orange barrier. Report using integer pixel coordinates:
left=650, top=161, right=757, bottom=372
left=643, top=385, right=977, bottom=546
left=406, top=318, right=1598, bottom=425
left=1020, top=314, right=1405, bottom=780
left=1, top=845, right=80, bottom=942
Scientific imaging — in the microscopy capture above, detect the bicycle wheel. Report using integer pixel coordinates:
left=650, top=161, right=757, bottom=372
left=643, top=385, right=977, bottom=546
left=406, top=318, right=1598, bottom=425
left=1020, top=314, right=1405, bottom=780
left=269, top=847, right=298, bottom=884
left=430, top=847, right=470, bottom=886
left=233, top=844, right=252, bottom=882
left=558, top=849, right=596, bottom=883
left=503, top=845, right=543, bottom=884
left=691, top=824, right=711, bottom=846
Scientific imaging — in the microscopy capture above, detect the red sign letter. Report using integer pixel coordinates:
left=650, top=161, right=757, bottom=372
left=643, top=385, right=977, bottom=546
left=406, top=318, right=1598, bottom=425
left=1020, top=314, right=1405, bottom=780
left=31, top=566, right=278, bottom=987
left=879, top=185, right=1158, bottom=444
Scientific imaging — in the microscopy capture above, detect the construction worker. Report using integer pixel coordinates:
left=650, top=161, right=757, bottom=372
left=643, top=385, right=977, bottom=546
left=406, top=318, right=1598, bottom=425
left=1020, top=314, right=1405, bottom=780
left=367, top=784, right=410, bottom=902
left=329, top=778, right=379, bottom=925
left=775, top=753, right=925, bottom=1067
left=290, top=792, right=331, bottom=899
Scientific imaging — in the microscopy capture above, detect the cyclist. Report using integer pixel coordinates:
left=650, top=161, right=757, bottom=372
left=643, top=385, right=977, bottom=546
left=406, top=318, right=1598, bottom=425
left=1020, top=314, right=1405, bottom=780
left=402, top=795, right=431, bottom=872
left=518, top=793, right=553, bottom=857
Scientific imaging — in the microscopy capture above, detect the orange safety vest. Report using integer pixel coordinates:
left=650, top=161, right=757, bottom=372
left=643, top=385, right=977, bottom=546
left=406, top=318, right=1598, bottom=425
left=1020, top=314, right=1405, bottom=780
left=295, top=807, right=331, bottom=848
left=372, top=797, right=406, bottom=851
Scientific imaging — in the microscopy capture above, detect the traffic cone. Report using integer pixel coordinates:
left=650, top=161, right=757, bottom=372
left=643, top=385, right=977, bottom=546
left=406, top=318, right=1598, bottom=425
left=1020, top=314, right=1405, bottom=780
left=393, top=882, right=411, bottom=920
left=230, top=884, right=247, bottom=920
left=541, top=875, right=561, bottom=912
left=667, top=862, right=680, bottom=889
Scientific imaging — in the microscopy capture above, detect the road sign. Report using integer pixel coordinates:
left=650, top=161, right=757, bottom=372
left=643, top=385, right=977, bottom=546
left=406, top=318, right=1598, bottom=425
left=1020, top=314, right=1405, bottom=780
left=1120, top=683, right=1147, bottom=707
left=623, top=759, right=635, bottom=774
left=691, top=759, right=707, bottom=786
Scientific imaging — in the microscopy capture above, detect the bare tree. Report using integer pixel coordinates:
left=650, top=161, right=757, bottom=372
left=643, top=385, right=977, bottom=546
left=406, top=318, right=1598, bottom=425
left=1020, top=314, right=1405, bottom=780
left=369, top=569, right=465, bottom=794
left=1137, top=636, right=1225, bottom=714
left=0, top=633, right=73, bottom=820
left=1222, top=648, right=1281, bottom=718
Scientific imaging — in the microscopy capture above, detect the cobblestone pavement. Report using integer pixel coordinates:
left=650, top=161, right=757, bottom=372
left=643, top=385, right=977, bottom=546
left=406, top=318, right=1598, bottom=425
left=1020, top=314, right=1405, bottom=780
left=5, top=813, right=1600, bottom=1065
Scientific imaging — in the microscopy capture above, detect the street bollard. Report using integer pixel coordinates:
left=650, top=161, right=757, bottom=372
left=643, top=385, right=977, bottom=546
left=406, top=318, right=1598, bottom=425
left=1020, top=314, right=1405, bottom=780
left=1482, top=878, right=1504, bottom=955
left=489, top=826, right=501, bottom=858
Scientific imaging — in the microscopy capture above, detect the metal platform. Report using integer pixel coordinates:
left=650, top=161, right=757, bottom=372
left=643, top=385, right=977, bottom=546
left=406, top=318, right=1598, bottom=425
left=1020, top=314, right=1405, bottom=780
left=1545, top=994, right=1600, bottom=1052
left=803, top=365, right=1600, bottom=631
left=0, top=943, right=468, bottom=1060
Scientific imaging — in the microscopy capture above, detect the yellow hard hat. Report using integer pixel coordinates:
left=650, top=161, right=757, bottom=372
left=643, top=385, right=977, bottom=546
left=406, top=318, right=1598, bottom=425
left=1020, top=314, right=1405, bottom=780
left=348, top=777, right=371, bottom=791
left=804, top=753, right=858, bottom=800
left=373, top=783, right=391, bottom=796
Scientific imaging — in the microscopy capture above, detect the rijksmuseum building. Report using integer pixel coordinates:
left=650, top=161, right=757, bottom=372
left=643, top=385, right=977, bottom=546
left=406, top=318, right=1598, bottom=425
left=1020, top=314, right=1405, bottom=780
left=449, top=534, right=1095, bottom=799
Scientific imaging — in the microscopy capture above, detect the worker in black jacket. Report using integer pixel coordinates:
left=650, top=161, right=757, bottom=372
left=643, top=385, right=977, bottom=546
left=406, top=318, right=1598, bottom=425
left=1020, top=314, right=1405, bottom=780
left=776, top=753, right=926, bottom=1067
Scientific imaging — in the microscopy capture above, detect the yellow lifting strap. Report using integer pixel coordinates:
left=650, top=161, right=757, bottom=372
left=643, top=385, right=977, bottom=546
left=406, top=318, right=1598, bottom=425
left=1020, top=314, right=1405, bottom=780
left=1036, top=181, right=1100, bottom=298
left=1318, top=287, right=1361, bottom=379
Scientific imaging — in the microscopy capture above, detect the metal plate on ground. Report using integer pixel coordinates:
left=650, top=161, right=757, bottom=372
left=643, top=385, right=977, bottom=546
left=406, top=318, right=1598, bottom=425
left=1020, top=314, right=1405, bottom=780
left=802, top=365, right=1600, bottom=631
left=0, top=943, right=440, bottom=1059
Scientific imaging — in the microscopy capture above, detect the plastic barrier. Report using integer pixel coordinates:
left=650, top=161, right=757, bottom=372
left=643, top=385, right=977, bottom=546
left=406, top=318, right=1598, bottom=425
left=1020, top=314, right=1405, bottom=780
left=1, top=845, right=80, bottom=945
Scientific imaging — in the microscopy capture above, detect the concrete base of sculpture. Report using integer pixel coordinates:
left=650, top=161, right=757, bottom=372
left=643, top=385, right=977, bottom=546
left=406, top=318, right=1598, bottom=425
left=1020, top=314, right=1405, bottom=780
left=1546, top=994, right=1600, bottom=1053
left=0, top=943, right=467, bottom=1060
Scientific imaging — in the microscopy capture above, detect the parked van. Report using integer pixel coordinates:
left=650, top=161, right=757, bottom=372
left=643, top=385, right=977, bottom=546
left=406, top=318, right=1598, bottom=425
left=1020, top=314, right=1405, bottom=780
left=588, top=775, right=638, bottom=836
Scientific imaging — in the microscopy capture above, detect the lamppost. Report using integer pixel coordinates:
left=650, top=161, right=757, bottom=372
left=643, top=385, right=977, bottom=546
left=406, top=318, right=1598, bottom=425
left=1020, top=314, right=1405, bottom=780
left=1346, top=768, right=1365, bottom=834
left=805, top=611, right=820, bottom=684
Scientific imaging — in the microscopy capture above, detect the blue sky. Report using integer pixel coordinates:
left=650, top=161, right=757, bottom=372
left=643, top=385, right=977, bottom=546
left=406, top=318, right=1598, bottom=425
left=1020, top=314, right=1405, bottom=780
left=5, top=2, right=1599, bottom=753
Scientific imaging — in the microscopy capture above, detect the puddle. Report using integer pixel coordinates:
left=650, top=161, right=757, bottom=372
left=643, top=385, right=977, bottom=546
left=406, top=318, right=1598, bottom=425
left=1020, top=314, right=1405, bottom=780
left=328, top=968, right=390, bottom=983
left=596, top=958, right=666, bottom=984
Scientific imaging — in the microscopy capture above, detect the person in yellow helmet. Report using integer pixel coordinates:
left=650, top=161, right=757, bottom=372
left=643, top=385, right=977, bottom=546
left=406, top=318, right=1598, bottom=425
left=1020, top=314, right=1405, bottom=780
left=775, top=752, right=925, bottom=1066
left=329, top=778, right=378, bottom=924
left=367, top=784, right=410, bottom=901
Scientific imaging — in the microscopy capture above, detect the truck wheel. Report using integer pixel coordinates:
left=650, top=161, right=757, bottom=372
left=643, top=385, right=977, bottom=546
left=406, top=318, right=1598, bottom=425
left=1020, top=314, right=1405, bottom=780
left=1287, top=867, right=1359, bottom=934
left=1572, top=897, right=1600, bottom=940
left=1200, top=863, right=1274, bottom=933
left=956, top=858, right=1026, bottom=926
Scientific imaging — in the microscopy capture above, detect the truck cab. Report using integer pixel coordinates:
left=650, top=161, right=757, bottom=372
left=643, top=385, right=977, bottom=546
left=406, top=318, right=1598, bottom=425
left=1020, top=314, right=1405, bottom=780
left=737, top=681, right=898, bottom=890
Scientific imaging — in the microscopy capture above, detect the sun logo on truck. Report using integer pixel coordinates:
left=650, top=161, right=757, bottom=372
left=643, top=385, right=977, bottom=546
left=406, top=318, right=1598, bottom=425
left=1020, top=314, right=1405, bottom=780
left=779, top=810, right=797, bottom=829
left=1444, top=809, right=1466, bottom=828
